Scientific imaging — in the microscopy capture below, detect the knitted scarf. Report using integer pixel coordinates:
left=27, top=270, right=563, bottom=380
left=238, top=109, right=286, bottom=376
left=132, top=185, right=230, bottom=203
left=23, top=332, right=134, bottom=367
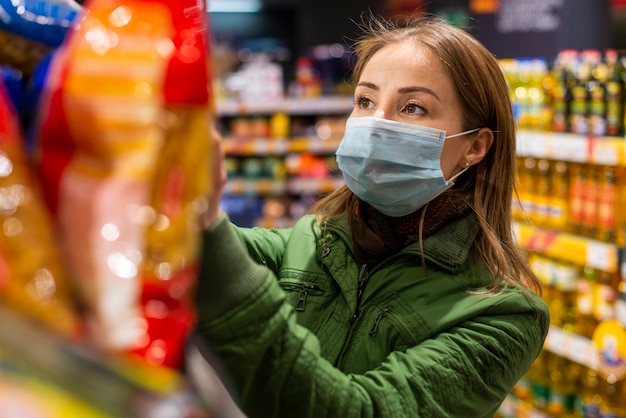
left=347, top=190, right=473, bottom=266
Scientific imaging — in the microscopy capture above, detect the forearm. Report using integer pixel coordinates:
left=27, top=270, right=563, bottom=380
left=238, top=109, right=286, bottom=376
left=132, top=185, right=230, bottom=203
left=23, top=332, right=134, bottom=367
left=195, top=213, right=268, bottom=319
left=195, top=275, right=376, bottom=418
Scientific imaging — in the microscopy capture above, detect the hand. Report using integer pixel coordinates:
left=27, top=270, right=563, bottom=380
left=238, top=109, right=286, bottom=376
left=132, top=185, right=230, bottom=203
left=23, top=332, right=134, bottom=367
left=202, top=124, right=227, bottom=229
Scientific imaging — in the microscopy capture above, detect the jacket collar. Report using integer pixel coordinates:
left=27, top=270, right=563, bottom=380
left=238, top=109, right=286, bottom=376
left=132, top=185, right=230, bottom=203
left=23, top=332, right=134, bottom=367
left=326, top=212, right=480, bottom=274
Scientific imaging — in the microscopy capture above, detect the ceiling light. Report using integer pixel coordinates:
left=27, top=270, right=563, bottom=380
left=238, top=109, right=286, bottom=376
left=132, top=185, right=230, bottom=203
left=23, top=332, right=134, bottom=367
left=208, top=0, right=262, bottom=13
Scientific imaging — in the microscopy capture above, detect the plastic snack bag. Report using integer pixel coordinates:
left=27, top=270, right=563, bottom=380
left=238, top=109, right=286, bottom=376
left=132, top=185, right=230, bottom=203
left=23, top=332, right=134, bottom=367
left=0, top=80, right=80, bottom=336
left=34, top=0, right=213, bottom=369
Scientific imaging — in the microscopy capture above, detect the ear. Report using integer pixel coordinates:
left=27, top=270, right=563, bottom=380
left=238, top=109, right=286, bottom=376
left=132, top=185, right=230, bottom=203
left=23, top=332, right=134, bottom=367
left=464, top=128, right=493, bottom=167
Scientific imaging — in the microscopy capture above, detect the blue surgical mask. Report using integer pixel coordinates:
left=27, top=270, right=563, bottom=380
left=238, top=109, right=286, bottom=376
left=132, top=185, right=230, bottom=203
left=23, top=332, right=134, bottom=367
left=336, top=116, right=479, bottom=217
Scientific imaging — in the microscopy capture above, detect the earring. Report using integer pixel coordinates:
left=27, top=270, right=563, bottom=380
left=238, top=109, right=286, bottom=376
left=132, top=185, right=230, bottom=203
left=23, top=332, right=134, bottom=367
left=465, top=161, right=470, bottom=167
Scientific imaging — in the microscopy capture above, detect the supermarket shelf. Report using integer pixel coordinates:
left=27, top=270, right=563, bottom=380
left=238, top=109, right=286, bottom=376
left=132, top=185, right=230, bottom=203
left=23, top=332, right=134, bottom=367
left=225, top=178, right=287, bottom=195
left=287, top=177, right=344, bottom=194
left=223, top=136, right=341, bottom=156
left=217, top=96, right=354, bottom=117
left=517, top=130, right=626, bottom=166
left=512, top=221, right=619, bottom=273
left=544, top=325, right=598, bottom=370
left=497, top=395, right=551, bottom=418
left=224, top=177, right=344, bottom=196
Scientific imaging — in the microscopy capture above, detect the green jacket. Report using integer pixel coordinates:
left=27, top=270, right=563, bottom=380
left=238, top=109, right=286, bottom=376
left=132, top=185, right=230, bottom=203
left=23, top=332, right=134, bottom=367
left=195, top=212, right=549, bottom=418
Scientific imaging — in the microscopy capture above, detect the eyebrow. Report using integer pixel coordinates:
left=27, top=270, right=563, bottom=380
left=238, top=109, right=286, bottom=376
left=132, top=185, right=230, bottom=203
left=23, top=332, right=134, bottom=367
left=357, top=81, right=441, bottom=103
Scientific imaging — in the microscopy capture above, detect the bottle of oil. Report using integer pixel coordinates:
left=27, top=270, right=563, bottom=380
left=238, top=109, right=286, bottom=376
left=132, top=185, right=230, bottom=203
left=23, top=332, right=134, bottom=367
left=596, top=165, right=617, bottom=243
left=587, top=60, right=608, bottom=137
left=527, top=58, right=549, bottom=130
left=569, top=56, right=591, bottom=135
left=549, top=161, right=569, bottom=231
left=582, top=164, right=600, bottom=238
left=599, top=373, right=626, bottom=417
left=546, top=352, right=583, bottom=417
left=593, top=271, right=618, bottom=327
left=554, top=262, right=580, bottom=333
left=569, top=163, right=587, bottom=235
left=534, top=159, right=551, bottom=227
left=576, top=266, right=600, bottom=339
left=529, top=350, right=552, bottom=412
left=552, top=50, right=577, bottom=132
left=614, top=166, right=626, bottom=247
left=579, top=366, right=602, bottom=418
left=604, top=49, right=624, bottom=137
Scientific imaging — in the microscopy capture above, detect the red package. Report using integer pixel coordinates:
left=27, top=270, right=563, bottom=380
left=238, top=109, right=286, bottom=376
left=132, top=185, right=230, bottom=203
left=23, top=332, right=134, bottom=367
left=34, top=0, right=213, bottom=368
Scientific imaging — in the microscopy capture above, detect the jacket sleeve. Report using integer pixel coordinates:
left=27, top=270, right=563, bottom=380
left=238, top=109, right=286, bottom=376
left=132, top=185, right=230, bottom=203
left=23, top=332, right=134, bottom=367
left=194, top=214, right=550, bottom=418
left=231, top=219, right=293, bottom=276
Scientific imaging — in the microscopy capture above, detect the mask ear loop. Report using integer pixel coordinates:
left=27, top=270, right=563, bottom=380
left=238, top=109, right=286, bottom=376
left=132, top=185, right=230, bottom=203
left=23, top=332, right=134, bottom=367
left=418, top=202, right=429, bottom=269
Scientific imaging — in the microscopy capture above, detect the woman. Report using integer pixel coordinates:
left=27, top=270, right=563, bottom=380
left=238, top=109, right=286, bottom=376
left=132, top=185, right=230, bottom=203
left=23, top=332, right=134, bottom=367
left=195, top=16, right=550, bottom=418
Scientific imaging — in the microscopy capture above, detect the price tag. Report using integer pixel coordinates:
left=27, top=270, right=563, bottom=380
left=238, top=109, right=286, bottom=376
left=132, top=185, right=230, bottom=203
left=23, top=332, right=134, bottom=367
left=256, top=140, right=268, bottom=155
left=586, top=241, right=617, bottom=272
left=545, top=326, right=565, bottom=355
left=568, top=333, right=593, bottom=368
left=592, top=138, right=619, bottom=166
left=275, top=141, right=288, bottom=154
left=555, top=134, right=588, bottom=162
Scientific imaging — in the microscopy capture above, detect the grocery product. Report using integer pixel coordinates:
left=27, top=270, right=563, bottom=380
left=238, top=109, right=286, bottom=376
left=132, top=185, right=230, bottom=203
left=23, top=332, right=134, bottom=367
left=0, top=79, right=79, bottom=336
left=34, top=0, right=213, bottom=368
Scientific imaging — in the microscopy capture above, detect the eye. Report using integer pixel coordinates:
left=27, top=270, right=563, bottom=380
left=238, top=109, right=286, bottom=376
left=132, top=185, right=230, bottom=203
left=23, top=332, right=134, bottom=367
left=355, top=95, right=375, bottom=110
left=403, top=102, right=425, bottom=115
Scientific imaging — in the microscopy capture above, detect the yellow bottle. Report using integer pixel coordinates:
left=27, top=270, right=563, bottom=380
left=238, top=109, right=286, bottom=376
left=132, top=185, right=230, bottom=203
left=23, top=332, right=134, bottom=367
left=546, top=354, right=582, bottom=417
left=596, top=165, right=617, bottom=243
left=576, top=266, right=600, bottom=339
left=568, top=163, right=586, bottom=235
left=579, top=366, right=602, bottom=418
left=555, top=262, right=580, bottom=333
left=582, top=164, right=600, bottom=238
left=529, top=350, right=552, bottom=412
left=549, top=161, right=570, bottom=231
left=599, top=374, right=626, bottom=417
left=535, top=159, right=551, bottom=227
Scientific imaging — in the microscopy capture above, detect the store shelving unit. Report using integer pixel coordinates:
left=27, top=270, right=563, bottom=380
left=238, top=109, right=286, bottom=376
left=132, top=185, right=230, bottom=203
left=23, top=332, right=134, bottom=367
left=217, top=96, right=355, bottom=117
left=505, top=128, right=626, bottom=416
left=217, top=95, right=352, bottom=227
left=514, top=128, right=626, bottom=365
left=517, top=129, right=626, bottom=167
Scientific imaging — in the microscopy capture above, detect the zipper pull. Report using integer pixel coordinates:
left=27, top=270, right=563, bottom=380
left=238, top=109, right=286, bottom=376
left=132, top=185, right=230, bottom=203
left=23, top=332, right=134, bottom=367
left=320, top=221, right=331, bottom=257
left=296, top=287, right=308, bottom=311
left=369, top=308, right=389, bottom=335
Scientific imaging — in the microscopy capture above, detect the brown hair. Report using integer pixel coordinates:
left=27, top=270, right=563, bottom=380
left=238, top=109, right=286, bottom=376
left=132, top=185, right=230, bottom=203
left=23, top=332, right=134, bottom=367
left=312, top=16, right=540, bottom=295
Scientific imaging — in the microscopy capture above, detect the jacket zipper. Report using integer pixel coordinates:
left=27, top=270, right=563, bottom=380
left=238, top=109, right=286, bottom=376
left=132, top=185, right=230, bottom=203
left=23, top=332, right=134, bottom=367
left=349, top=264, right=369, bottom=324
left=281, top=282, right=322, bottom=312
left=369, top=307, right=389, bottom=334
left=295, top=283, right=318, bottom=312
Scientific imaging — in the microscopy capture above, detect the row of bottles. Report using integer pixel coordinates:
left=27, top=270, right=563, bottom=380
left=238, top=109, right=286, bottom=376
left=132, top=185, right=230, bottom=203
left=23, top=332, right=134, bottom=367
left=501, top=49, right=626, bottom=136
left=512, top=352, right=626, bottom=417
left=513, top=157, right=626, bottom=245
left=506, top=253, right=626, bottom=417
left=528, top=255, right=621, bottom=339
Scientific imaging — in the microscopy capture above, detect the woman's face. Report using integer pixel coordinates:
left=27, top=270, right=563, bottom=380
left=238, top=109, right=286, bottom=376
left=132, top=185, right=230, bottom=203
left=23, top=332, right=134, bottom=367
left=350, top=40, right=470, bottom=180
